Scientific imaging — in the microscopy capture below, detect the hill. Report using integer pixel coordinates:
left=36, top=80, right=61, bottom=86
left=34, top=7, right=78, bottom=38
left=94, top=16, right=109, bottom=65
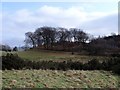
left=2, top=70, right=120, bottom=88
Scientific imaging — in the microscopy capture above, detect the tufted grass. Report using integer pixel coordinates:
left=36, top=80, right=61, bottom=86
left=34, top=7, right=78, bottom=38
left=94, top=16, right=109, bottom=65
left=2, top=70, right=120, bottom=88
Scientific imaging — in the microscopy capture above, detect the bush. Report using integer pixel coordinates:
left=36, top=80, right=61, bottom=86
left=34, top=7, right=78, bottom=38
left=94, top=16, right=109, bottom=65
left=112, top=64, right=120, bottom=74
left=84, top=59, right=102, bottom=70
left=2, top=53, right=25, bottom=70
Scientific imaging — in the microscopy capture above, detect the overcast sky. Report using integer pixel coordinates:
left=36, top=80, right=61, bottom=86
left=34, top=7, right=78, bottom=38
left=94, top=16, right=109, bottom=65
left=1, top=1, right=119, bottom=47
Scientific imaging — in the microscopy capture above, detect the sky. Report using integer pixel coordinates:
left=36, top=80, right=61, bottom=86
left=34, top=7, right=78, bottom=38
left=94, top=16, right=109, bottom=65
left=1, top=0, right=119, bottom=47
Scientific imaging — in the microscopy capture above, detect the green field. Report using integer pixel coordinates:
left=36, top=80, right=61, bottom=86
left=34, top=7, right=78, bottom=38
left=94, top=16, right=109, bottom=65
left=2, top=70, right=120, bottom=88
left=1, top=50, right=110, bottom=62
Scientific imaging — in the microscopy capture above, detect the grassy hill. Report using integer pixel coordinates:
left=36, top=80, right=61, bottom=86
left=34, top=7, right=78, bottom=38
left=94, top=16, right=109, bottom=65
left=2, top=70, right=120, bottom=88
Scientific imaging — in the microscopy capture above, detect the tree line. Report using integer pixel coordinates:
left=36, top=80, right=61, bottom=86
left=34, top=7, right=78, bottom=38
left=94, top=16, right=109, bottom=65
left=0, top=44, right=18, bottom=52
left=25, top=26, right=120, bottom=56
left=24, top=26, right=90, bottom=50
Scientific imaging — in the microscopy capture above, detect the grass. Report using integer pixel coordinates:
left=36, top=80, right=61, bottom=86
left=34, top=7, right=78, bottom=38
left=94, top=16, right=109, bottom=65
left=2, top=70, right=120, bottom=88
left=1, top=49, right=110, bottom=62
left=1, top=49, right=119, bottom=88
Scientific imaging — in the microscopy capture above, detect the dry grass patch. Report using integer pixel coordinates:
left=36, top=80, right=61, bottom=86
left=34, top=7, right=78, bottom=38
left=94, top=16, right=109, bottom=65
left=2, top=70, right=120, bottom=88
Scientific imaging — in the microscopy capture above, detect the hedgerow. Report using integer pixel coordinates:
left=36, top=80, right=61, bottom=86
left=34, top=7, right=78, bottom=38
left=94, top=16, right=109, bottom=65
left=1, top=53, right=120, bottom=75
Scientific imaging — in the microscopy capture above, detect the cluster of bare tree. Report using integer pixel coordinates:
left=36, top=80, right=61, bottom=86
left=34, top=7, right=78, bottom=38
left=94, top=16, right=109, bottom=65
left=24, top=26, right=120, bottom=55
left=24, top=26, right=89, bottom=50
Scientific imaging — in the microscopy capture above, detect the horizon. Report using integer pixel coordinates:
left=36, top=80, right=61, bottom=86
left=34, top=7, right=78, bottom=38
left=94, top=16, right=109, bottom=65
left=1, top=1, right=119, bottom=47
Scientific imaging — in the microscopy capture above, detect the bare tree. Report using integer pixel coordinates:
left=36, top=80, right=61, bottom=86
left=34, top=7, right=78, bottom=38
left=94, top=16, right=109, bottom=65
left=24, top=32, right=37, bottom=48
left=57, top=27, right=70, bottom=50
left=40, top=26, right=56, bottom=49
left=70, top=28, right=79, bottom=42
left=49, top=27, right=57, bottom=49
left=34, top=28, right=43, bottom=47
left=76, top=30, right=89, bottom=43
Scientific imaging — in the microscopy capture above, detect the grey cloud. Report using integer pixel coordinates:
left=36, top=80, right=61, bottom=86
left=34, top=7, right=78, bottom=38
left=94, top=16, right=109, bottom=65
left=81, top=13, right=118, bottom=36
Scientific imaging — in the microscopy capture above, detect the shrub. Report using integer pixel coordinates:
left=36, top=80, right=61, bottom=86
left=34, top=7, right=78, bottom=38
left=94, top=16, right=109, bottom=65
left=2, top=53, right=25, bottom=70
left=112, top=64, right=120, bottom=74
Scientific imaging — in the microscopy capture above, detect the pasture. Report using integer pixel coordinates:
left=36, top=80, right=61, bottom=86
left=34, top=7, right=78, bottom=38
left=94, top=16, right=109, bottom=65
left=2, top=70, right=120, bottom=88
left=1, top=49, right=110, bottom=63
left=1, top=49, right=120, bottom=88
